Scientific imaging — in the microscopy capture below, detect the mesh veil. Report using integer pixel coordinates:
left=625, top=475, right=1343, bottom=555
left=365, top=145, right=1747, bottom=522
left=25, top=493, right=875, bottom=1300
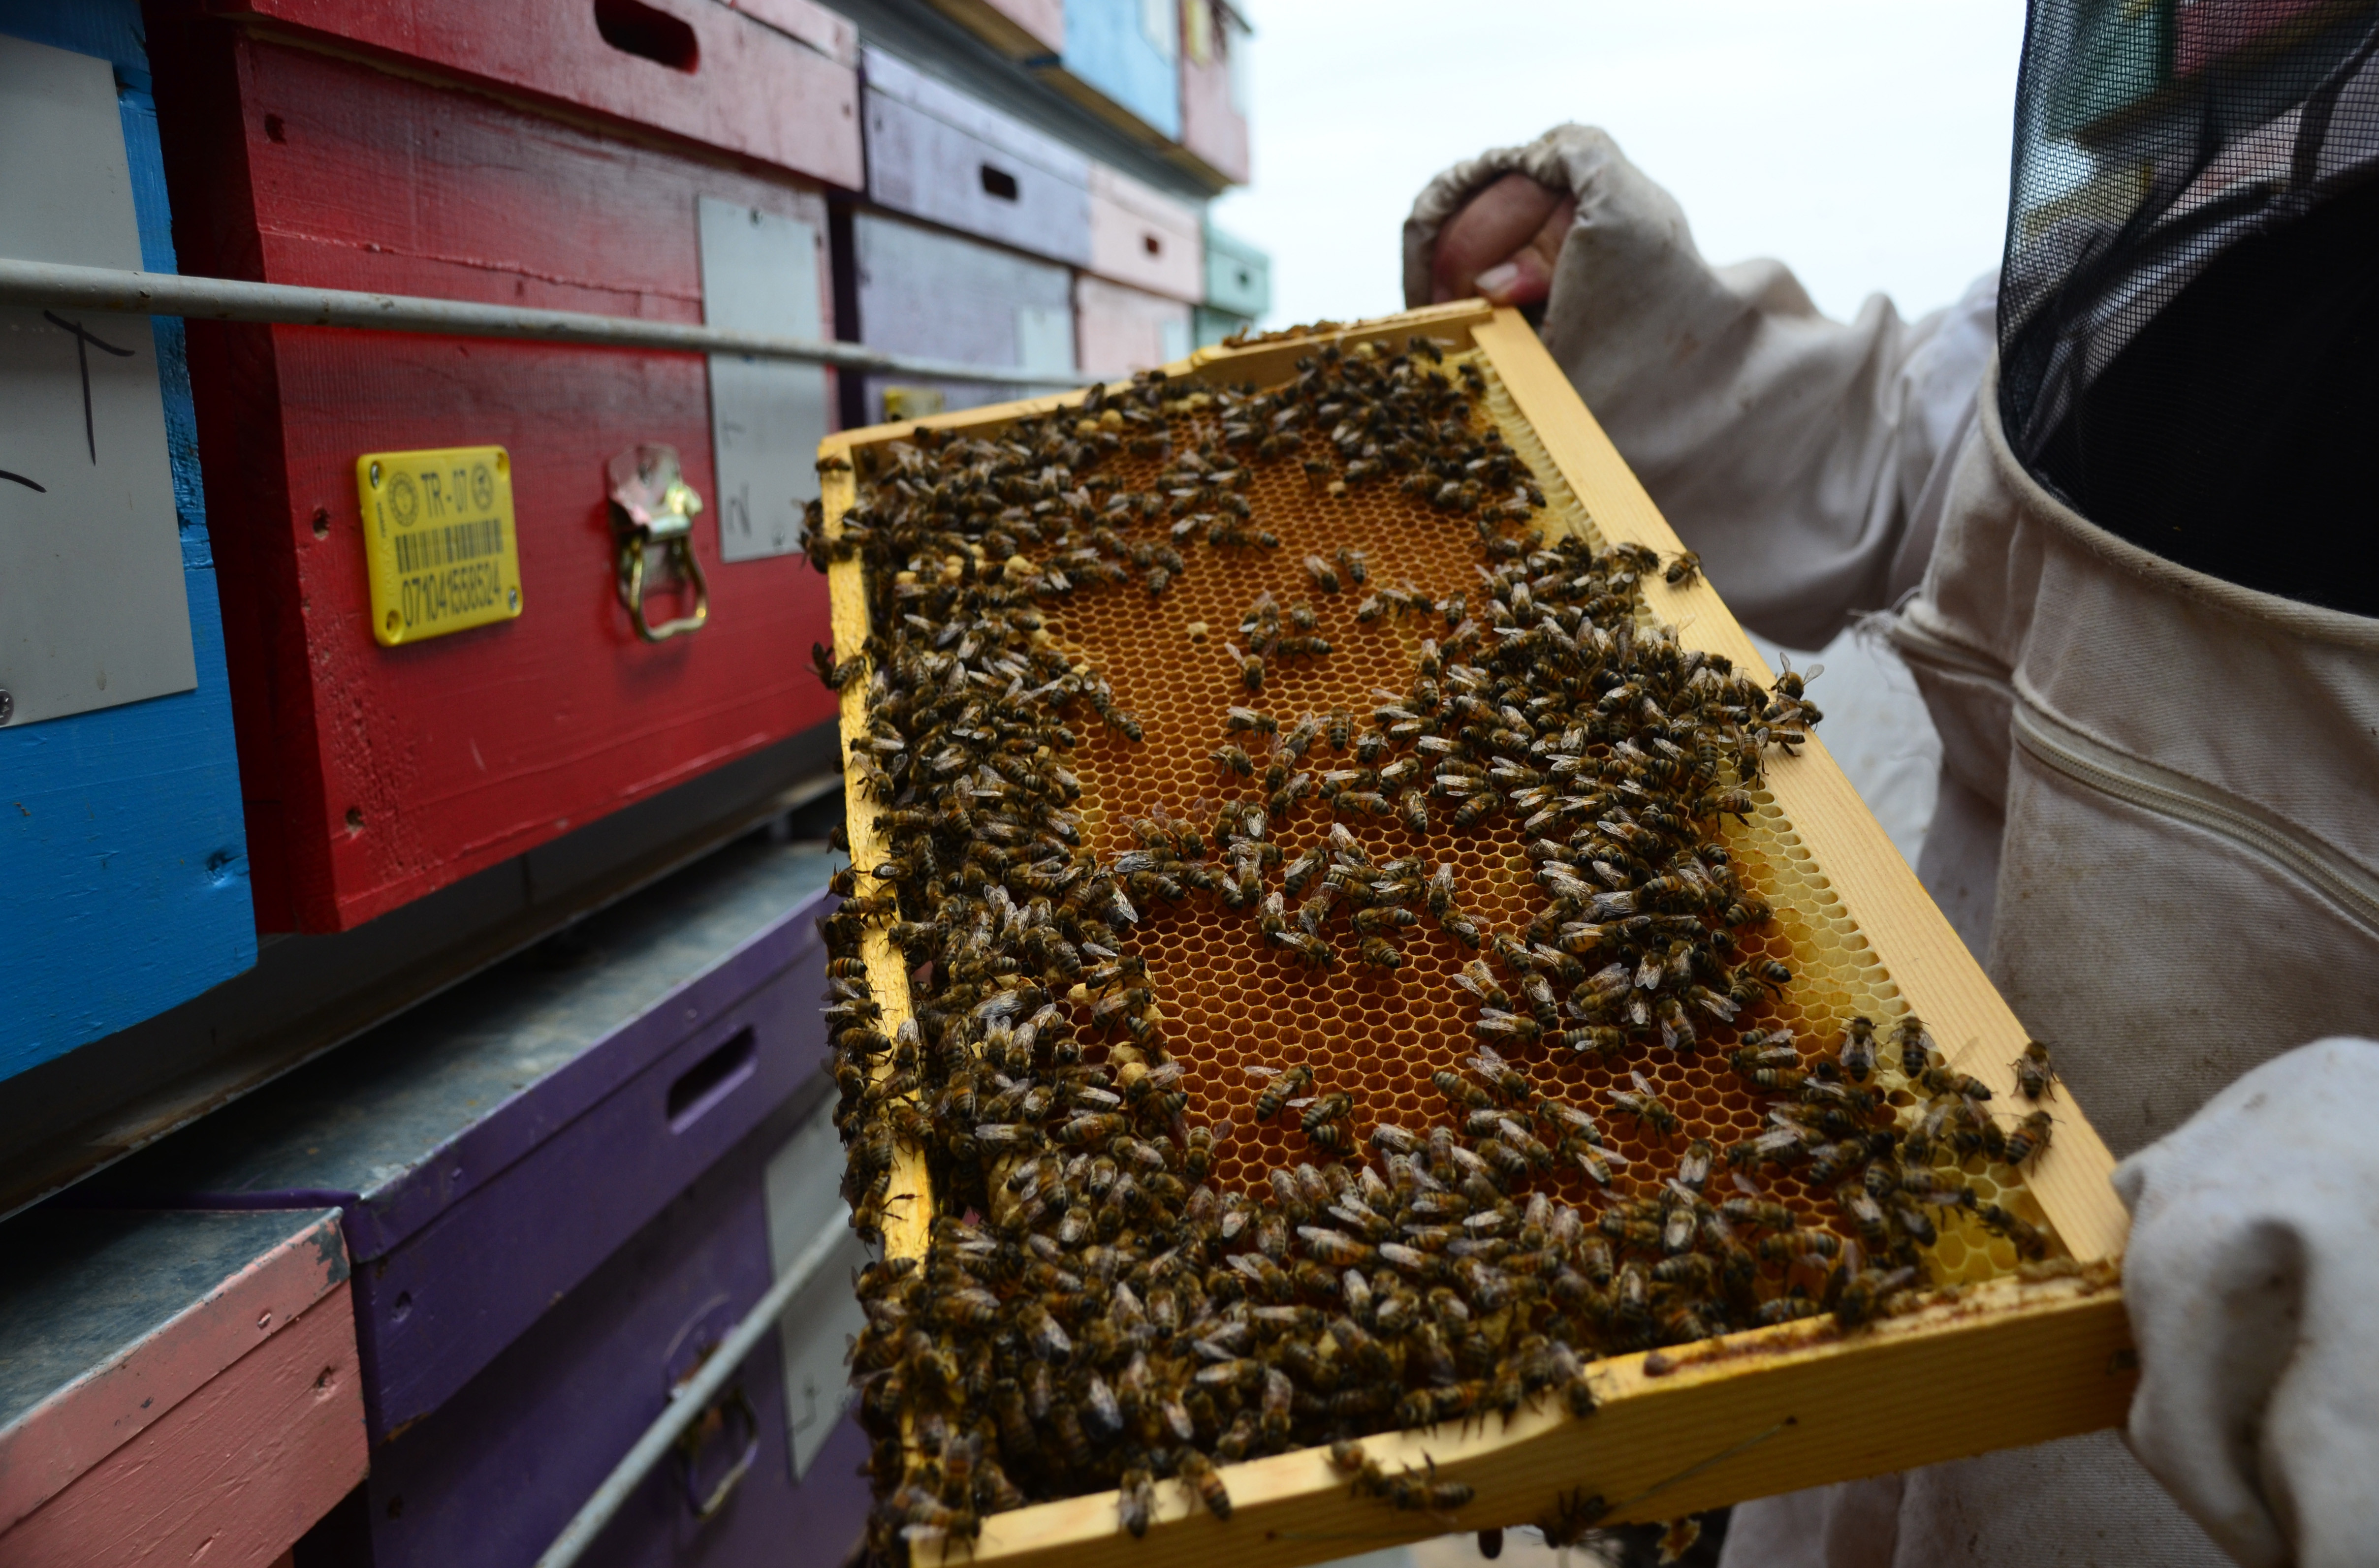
left=1998, top=1, right=2379, bottom=610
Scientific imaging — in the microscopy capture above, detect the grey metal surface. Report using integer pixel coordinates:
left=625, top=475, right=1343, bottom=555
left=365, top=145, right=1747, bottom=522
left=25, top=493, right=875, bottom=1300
left=0, top=256, right=1082, bottom=386
left=698, top=199, right=830, bottom=561
left=0, top=36, right=192, bottom=725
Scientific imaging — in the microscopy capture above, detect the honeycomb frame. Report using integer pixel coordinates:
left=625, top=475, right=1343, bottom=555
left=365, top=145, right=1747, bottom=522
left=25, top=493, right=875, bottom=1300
left=820, top=302, right=2133, bottom=1568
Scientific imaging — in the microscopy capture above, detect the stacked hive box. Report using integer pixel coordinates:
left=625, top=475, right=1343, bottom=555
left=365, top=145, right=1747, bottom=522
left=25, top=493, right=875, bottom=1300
left=78, top=842, right=867, bottom=1565
left=851, top=0, right=1264, bottom=416
left=0, top=0, right=1264, bottom=1561
left=149, top=0, right=857, bottom=934
left=0, top=0, right=254, bottom=1077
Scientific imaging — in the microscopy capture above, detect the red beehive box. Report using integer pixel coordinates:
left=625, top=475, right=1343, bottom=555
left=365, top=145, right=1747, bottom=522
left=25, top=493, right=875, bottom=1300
left=148, top=0, right=860, bottom=931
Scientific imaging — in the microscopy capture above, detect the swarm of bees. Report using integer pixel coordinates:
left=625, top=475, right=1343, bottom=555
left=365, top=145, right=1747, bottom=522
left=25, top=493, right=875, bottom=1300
left=801, top=338, right=2060, bottom=1561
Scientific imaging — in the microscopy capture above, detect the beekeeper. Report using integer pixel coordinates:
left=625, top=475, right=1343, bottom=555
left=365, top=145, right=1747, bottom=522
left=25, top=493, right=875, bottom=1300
left=1404, top=8, right=2379, bottom=1566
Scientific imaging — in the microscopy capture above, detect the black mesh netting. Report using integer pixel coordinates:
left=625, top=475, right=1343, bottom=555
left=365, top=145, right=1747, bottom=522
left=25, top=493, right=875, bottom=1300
left=1998, top=0, right=2379, bottom=614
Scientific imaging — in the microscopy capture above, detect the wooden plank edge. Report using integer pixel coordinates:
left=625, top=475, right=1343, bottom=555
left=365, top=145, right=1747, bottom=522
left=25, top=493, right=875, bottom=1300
left=920, top=0, right=1063, bottom=60
left=1468, top=311, right=2127, bottom=1266
left=0, top=1209, right=349, bottom=1531
left=816, top=302, right=1499, bottom=459
left=821, top=467, right=934, bottom=1267
left=964, top=1274, right=2131, bottom=1568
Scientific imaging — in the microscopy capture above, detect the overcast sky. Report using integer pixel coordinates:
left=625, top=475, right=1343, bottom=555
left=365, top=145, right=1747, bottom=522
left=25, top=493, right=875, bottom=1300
left=1208, top=1, right=2030, bottom=330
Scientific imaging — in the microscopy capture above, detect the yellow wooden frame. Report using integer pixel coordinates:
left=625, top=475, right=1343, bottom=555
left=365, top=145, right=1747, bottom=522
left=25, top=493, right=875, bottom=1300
left=818, top=303, right=2131, bottom=1567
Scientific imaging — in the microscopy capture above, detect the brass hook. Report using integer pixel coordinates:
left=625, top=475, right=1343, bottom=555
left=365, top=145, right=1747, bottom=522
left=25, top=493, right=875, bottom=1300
left=606, top=444, right=710, bottom=642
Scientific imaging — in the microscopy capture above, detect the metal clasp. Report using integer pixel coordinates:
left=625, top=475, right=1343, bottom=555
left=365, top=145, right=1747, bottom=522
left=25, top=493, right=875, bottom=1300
left=606, top=444, right=709, bottom=642
left=670, top=1382, right=760, bottom=1525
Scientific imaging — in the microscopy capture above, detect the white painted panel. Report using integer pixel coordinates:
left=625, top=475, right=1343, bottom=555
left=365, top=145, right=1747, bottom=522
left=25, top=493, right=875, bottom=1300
left=763, top=1095, right=870, bottom=1481
left=698, top=198, right=827, bottom=564
left=0, top=36, right=193, bottom=727
left=1015, top=303, right=1077, bottom=387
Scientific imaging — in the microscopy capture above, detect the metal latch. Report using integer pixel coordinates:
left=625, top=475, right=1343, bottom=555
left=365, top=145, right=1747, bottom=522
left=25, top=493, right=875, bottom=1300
left=606, top=444, right=709, bottom=642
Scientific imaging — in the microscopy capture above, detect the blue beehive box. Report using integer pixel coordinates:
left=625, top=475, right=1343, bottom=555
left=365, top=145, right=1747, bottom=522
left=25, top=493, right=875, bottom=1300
left=1032, top=0, right=1183, bottom=144
left=0, top=0, right=254, bottom=1077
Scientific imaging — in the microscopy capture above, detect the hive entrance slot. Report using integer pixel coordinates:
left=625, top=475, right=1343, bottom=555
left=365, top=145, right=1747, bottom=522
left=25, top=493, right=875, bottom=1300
left=594, top=0, right=699, bottom=72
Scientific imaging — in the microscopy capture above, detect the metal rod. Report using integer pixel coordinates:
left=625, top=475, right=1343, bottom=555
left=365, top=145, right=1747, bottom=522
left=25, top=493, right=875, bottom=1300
left=535, top=1214, right=855, bottom=1568
left=0, top=257, right=1081, bottom=387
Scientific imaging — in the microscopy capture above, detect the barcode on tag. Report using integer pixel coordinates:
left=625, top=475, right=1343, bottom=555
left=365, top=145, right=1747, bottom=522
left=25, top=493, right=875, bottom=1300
left=392, top=516, right=505, bottom=575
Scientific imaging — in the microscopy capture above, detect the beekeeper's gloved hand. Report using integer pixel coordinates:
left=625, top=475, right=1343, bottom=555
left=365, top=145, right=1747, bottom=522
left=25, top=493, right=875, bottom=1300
left=1427, top=172, right=1574, bottom=307
left=1403, top=124, right=1994, bottom=650
left=2115, top=1036, right=2379, bottom=1568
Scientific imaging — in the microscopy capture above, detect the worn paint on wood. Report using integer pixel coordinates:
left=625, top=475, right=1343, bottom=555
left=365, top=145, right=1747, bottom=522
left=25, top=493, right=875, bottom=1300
left=1030, top=0, right=1182, bottom=143
left=1174, top=0, right=1247, bottom=186
left=0, top=0, right=253, bottom=1078
left=863, top=47, right=1095, bottom=268
left=925, top=0, right=1067, bottom=58
left=0, top=1208, right=347, bottom=1529
left=0, top=1283, right=363, bottom=1568
left=0, top=1207, right=362, bottom=1565
left=1073, top=273, right=1192, bottom=380
left=150, top=28, right=841, bottom=930
left=853, top=212, right=1077, bottom=422
left=217, top=0, right=860, bottom=185
left=1086, top=161, right=1204, bottom=302
left=79, top=842, right=838, bottom=1441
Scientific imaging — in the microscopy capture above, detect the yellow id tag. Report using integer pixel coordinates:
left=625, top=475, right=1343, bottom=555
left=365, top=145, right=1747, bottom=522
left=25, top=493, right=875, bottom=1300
left=356, top=445, right=523, bottom=646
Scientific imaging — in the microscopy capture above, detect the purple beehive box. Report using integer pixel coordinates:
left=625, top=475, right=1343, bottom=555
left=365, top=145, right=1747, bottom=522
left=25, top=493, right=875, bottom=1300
left=77, top=837, right=842, bottom=1440
left=292, top=1097, right=870, bottom=1568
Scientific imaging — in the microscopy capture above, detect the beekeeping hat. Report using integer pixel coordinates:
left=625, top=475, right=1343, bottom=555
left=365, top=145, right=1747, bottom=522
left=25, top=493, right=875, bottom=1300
left=1997, top=0, right=2379, bottom=606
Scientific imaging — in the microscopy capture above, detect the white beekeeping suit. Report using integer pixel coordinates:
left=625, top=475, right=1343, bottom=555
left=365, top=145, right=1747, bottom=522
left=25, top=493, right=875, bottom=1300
left=1404, top=122, right=2379, bottom=1568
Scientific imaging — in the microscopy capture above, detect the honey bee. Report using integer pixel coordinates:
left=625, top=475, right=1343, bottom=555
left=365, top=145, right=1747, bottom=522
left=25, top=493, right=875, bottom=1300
left=1248, top=1062, right=1313, bottom=1121
left=2000, top=1109, right=2054, bottom=1165
left=1537, top=1487, right=1611, bottom=1549
left=1224, top=705, right=1277, bottom=737
left=1176, top=1449, right=1232, bottom=1520
left=2015, top=1038, right=2058, bottom=1100
left=1210, top=744, right=1254, bottom=778
left=1336, top=547, right=1368, bottom=586
left=1386, top=1455, right=1473, bottom=1513
left=1326, top=708, right=1354, bottom=751
left=1918, top=1061, right=1995, bottom=1101
left=1609, top=1070, right=1681, bottom=1136
left=1225, top=642, right=1264, bottom=691
left=1284, top=931, right=1337, bottom=970
left=1328, top=1438, right=1388, bottom=1498
left=1662, top=550, right=1703, bottom=587
left=1400, top=789, right=1430, bottom=833
left=1301, top=1090, right=1354, bottom=1133
left=1893, top=1014, right=1933, bottom=1077
left=1473, top=1008, right=1543, bottom=1047
left=1358, top=937, right=1403, bottom=970
left=1433, top=1068, right=1493, bottom=1113
left=1303, top=554, right=1342, bottom=594
left=1117, top=1465, right=1156, bottom=1537
left=1840, top=1015, right=1876, bottom=1082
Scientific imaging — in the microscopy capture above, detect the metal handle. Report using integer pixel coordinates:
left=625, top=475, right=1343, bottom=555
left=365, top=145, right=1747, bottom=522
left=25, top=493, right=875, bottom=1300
left=534, top=1215, right=850, bottom=1568
left=616, top=529, right=710, bottom=642
left=672, top=1383, right=761, bottom=1524
left=607, top=444, right=709, bottom=643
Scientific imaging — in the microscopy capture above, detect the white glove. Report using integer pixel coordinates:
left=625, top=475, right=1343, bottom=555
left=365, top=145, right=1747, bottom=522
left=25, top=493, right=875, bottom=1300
left=2114, top=1036, right=2379, bottom=1568
left=1403, top=125, right=1994, bottom=650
